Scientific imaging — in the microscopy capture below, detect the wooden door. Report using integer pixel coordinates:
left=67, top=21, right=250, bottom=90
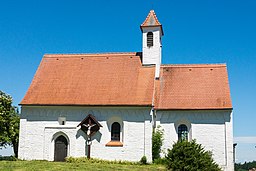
left=54, top=135, right=68, bottom=161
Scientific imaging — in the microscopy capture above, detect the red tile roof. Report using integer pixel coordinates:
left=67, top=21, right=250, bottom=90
left=21, top=54, right=232, bottom=110
left=20, top=53, right=155, bottom=106
left=154, top=64, right=232, bottom=110
left=141, top=10, right=163, bottom=35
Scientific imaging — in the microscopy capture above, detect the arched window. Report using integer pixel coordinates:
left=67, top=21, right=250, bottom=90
left=111, top=122, right=121, bottom=141
left=178, top=124, right=188, bottom=141
left=147, top=32, right=153, bottom=47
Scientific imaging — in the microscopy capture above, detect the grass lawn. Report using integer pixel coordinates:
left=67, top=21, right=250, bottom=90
left=0, top=160, right=166, bottom=171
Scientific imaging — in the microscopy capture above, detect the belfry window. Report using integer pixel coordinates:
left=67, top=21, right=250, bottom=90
left=178, top=124, right=188, bottom=141
left=147, top=32, right=153, bottom=47
left=111, top=122, right=121, bottom=141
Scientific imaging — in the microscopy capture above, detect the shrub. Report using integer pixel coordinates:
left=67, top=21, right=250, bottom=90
left=153, top=157, right=168, bottom=165
left=140, top=156, right=147, bottom=165
left=0, top=156, right=18, bottom=161
left=152, top=125, right=164, bottom=161
left=166, top=140, right=221, bottom=171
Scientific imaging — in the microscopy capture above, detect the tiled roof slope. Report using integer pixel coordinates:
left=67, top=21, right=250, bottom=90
left=141, top=10, right=162, bottom=26
left=20, top=53, right=155, bottom=106
left=21, top=53, right=232, bottom=110
left=154, top=64, right=232, bottom=110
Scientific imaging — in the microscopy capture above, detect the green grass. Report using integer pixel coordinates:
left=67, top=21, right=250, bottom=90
left=0, top=160, right=166, bottom=171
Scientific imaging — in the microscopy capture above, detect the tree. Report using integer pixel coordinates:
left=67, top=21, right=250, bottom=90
left=235, top=161, right=256, bottom=171
left=0, top=90, right=20, bottom=157
left=152, top=125, right=164, bottom=161
left=166, top=140, right=221, bottom=171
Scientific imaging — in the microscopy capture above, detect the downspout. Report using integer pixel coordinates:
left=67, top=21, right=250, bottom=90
left=144, top=109, right=155, bottom=157
left=144, top=113, right=146, bottom=156
left=43, top=127, right=45, bottom=160
left=147, top=65, right=159, bottom=160
left=151, top=67, right=158, bottom=128
left=224, top=113, right=227, bottom=167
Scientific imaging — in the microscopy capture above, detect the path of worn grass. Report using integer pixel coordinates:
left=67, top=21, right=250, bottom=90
left=0, top=160, right=166, bottom=171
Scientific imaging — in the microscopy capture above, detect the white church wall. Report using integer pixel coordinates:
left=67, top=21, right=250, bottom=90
left=142, top=27, right=162, bottom=78
left=156, top=110, right=233, bottom=171
left=18, top=118, right=27, bottom=159
left=225, top=111, right=234, bottom=171
left=18, top=106, right=153, bottom=162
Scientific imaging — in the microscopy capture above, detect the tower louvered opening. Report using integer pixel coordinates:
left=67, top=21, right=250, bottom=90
left=147, top=32, right=153, bottom=47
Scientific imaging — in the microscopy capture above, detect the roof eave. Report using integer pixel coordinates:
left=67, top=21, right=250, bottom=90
left=154, top=107, right=233, bottom=111
left=19, top=103, right=153, bottom=107
left=140, top=25, right=164, bottom=36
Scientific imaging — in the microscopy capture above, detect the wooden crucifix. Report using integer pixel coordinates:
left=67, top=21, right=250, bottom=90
left=77, top=114, right=102, bottom=159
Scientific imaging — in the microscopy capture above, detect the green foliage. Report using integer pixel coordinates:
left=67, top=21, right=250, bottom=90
left=0, top=156, right=18, bottom=161
left=235, top=169, right=247, bottom=171
left=235, top=161, right=256, bottom=171
left=166, top=140, right=221, bottom=171
left=65, top=157, right=139, bottom=165
left=0, top=90, right=20, bottom=157
left=153, top=157, right=168, bottom=165
left=140, top=156, right=147, bottom=165
left=152, top=125, right=164, bottom=161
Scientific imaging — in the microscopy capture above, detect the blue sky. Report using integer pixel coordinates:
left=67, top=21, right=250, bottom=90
left=0, top=0, right=256, bottom=162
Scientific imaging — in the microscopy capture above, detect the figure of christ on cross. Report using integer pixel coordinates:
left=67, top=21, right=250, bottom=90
left=82, top=118, right=96, bottom=159
left=82, top=123, right=96, bottom=137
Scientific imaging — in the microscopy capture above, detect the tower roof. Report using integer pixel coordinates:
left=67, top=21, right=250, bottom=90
left=141, top=10, right=163, bottom=35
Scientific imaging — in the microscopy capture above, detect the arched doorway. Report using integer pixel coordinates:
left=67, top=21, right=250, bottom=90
left=54, top=135, right=68, bottom=161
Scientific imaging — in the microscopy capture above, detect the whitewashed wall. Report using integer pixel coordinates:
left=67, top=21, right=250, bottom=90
left=142, top=27, right=162, bottom=78
left=156, top=110, right=233, bottom=171
left=18, top=106, right=233, bottom=170
left=18, top=106, right=153, bottom=162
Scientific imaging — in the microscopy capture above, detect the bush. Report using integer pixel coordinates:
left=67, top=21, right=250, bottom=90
left=153, top=157, right=168, bottom=165
left=166, top=140, right=221, bottom=171
left=140, top=156, right=147, bottom=165
left=152, top=125, right=164, bottom=161
left=0, top=156, right=18, bottom=161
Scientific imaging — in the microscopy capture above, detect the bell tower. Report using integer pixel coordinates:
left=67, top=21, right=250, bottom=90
left=140, top=10, right=163, bottom=78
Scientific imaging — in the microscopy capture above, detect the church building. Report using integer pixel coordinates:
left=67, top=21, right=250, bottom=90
left=18, top=10, right=233, bottom=170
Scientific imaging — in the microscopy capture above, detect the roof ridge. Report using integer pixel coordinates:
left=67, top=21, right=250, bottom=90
left=44, top=52, right=139, bottom=58
left=161, top=63, right=227, bottom=68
